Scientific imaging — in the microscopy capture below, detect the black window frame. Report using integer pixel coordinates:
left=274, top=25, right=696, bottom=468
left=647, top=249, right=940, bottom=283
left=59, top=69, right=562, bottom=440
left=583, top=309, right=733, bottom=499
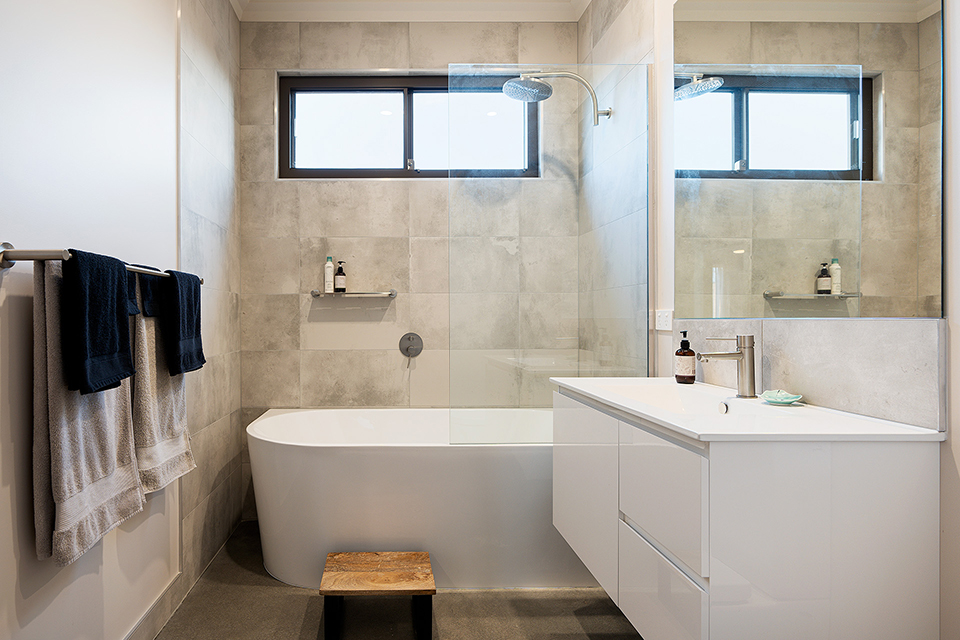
left=674, top=75, right=873, bottom=181
left=278, top=75, right=540, bottom=179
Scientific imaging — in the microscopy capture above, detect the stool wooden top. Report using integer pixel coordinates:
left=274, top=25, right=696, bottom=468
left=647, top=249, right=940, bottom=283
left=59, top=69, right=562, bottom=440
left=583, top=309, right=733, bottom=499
left=319, top=552, right=437, bottom=596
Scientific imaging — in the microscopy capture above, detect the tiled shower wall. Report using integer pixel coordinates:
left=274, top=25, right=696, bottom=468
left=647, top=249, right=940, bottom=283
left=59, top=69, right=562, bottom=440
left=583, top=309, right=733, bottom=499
left=674, top=16, right=942, bottom=318
left=237, top=22, right=580, bottom=513
left=577, top=0, right=655, bottom=377
left=178, top=0, right=243, bottom=596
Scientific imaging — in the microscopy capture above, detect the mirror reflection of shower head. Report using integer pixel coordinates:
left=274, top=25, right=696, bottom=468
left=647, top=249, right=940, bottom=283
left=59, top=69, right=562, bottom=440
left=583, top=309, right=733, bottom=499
left=674, top=74, right=724, bottom=101
left=502, top=71, right=612, bottom=126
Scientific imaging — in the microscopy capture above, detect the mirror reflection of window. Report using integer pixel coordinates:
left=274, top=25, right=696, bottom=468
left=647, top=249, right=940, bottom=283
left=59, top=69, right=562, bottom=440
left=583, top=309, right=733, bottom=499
left=674, top=92, right=734, bottom=170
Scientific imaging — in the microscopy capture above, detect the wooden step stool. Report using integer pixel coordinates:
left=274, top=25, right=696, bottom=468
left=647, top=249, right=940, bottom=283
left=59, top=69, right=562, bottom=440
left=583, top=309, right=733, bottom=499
left=319, top=551, right=436, bottom=640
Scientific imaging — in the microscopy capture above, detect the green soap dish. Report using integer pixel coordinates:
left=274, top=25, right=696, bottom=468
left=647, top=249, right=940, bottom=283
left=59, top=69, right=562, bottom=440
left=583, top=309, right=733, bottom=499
left=760, top=389, right=803, bottom=405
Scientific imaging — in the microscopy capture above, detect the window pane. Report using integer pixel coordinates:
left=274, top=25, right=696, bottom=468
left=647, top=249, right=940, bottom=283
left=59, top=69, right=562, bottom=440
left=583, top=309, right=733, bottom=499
left=674, top=92, right=734, bottom=171
left=415, top=92, right=527, bottom=171
left=748, top=92, right=851, bottom=170
left=293, top=92, right=404, bottom=169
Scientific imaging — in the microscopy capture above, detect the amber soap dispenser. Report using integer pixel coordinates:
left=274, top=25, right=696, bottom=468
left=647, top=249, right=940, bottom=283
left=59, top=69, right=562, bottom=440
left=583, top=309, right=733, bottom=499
left=675, top=331, right=696, bottom=384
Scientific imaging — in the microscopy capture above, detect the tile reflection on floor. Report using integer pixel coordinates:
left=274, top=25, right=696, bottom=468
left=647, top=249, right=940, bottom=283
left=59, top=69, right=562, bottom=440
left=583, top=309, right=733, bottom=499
left=156, top=521, right=641, bottom=640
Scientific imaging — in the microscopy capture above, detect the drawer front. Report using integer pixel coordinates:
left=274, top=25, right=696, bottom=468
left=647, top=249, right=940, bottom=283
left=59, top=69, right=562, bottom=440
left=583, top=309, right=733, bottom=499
left=553, top=393, right=620, bottom=602
left=620, top=422, right=708, bottom=577
left=619, top=521, right=707, bottom=640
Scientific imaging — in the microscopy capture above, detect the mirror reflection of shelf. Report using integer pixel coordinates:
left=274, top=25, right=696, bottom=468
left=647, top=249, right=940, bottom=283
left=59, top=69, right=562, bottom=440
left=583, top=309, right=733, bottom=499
left=310, top=289, right=398, bottom=298
left=763, top=290, right=860, bottom=300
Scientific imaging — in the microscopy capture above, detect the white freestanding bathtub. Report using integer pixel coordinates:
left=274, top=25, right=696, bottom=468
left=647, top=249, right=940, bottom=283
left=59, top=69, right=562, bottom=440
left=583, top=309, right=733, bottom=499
left=246, top=408, right=595, bottom=589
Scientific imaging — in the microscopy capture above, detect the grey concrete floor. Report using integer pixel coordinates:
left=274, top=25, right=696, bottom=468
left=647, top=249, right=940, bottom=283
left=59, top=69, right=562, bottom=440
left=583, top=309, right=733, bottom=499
left=156, top=521, right=643, bottom=640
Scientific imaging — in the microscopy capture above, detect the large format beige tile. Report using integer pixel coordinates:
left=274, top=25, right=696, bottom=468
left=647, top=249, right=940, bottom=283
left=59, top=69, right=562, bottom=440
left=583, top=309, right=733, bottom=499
left=881, top=70, right=919, bottom=129
left=182, top=0, right=236, bottom=117
left=241, top=294, right=300, bottom=351
left=407, top=293, right=449, bottom=350
left=181, top=131, right=237, bottom=236
left=675, top=179, right=753, bottom=239
left=300, top=293, right=405, bottom=351
left=520, top=179, right=578, bottom=238
left=409, top=23, right=519, bottom=68
left=240, top=69, right=276, bottom=126
left=449, top=180, right=521, bottom=237
left=860, top=22, right=919, bottom=72
left=751, top=22, right=859, bottom=65
left=239, top=124, right=275, bottom=182
left=919, top=12, right=942, bottom=70
left=186, top=351, right=241, bottom=434
left=579, top=212, right=644, bottom=291
left=450, top=293, right=519, bottom=349
left=762, top=318, right=943, bottom=429
left=299, top=181, right=410, bottom=238
left=519, top=236, right=578, bottom=293
left=519, top=23, right=577, bottom=65
left=300, top=350, right=409, bottom=407
left=300, top=236, right=410, bottom=294
left=751, top=181, right=859, bottom=240
left=180, top=208, right=233, bottom=293
left=751, top=238, right=858, bottom=298
left=240, top=350, right=300, bottom=407
left=520, top=293, right=578, bottom=349
left=861, top=182, right=918, bottom=241
left=449, top=349, right=521, bottom=407
left=200, top=288, right=240, bottom=358
left=861, top=238, right=919, bottom=297
left=882, top=127, right=919, bottom=184
left=919, top=62, right=942, bottom=128
left=181, top=468, right=242, bottom=586
left=300, top=22, right=409, bottom=69
left=240, top=236, right=300, bottom=294
left=240, top=180, right=299, bottom=239
left=449, top=236, right=520, bottom=294
left=591, top=0, right=654, bottom=67
left=409, top=180, right=449, bottom=237
left=675, top=21, right=750, bottom=65
left=181, top=51, right=236, bottom=171
left=409, top=349, right=450, bottom=407
left=410, top=237, right=449, bottom=293
left=180, top=411, right=242, bottom=516
left=240, top=22, right=299, bottom=69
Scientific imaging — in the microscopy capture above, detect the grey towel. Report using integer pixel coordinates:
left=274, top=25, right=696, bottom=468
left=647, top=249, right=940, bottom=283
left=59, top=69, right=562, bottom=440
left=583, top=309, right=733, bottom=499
left=131, top=278, right=196, bottom=493
left=33, top=261, right=144, bottom=565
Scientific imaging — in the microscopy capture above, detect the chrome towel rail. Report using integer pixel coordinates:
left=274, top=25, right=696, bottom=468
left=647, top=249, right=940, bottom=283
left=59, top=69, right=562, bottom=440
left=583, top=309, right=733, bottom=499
left=0, top=242, right=204, bottom=284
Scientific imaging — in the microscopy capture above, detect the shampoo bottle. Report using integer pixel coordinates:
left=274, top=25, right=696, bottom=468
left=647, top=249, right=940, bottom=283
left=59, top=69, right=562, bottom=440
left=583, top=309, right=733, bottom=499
left=816, top=263, right=831, bottom=294
left=324, top=256, right=335, bottom=294
left=828, top=258, right=842, bottom=295
left=334, top=261, right=347, bottom=293
left=675, top=331, right=696, bottom=384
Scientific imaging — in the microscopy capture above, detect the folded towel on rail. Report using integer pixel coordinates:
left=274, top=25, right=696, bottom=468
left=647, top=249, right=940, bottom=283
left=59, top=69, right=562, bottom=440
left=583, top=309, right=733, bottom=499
left=160, top=270, right=205, bottom=375
left=61, top=249, right=137, bottom=394
left=131, top=277, right=196, bottom=493
left=34, top=261, right=144, bottom=566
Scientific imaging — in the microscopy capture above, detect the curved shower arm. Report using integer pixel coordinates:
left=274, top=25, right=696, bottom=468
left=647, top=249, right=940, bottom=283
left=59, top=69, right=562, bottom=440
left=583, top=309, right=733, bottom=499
left=521, top=71, right=613, bottom=126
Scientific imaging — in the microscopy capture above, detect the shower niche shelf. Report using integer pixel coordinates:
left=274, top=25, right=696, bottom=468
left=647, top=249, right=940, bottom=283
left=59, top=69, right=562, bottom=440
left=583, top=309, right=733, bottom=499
left=763, top=290, right=860, bottom=300
left=310, top=289, right=398, bottom=299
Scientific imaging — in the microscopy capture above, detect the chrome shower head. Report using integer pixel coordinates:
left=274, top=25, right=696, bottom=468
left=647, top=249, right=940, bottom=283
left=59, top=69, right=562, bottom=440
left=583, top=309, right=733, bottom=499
left=674, top=75, right=724, bottom=101
left=502, top=76, right=554, bottom=102
left=502, top=71, right=612, bottom=125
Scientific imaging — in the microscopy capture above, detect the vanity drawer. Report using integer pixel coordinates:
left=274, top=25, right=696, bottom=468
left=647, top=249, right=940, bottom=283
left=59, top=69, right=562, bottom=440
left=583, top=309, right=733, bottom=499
left=619, top=520, right=707, bottom=640
left=553, top=392, right=620, bottom=602
left=619, top=421, right=708, bottom=577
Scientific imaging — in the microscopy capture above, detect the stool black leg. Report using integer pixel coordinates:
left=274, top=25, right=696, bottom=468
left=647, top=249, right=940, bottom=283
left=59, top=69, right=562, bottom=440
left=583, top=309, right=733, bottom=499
left=324, top=595, right=344, bottom=640
left=412, top=595, right=432, bottom=640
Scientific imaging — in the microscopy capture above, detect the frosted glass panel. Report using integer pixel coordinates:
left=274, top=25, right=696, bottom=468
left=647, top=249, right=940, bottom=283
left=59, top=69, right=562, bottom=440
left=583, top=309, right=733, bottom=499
left=675, top=92, right=734, bottom=170
left=414, top=91, right=527, bottom=170
left=293, top=92, right=404, bottom=169
left=748, top=92, right=851, bottom=170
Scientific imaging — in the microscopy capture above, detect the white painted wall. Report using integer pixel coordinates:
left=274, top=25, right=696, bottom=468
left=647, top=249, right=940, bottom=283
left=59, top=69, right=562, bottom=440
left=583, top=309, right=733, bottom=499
left=0, top=0, right=180, bottom=638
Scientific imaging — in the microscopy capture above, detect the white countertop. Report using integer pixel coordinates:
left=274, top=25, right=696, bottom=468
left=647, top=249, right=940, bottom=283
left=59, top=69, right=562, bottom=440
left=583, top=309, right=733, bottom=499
left=550, top=377, right=946, bottom=442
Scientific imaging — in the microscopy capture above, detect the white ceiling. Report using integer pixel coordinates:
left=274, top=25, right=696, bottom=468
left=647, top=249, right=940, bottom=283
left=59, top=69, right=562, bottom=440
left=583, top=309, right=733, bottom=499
left=231, top=0, right=592, bottom=23
left=230, top=0, right=939, bottom=23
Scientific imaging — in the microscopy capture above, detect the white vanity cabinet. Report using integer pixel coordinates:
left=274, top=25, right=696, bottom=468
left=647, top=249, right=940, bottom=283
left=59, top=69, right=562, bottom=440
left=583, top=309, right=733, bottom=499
left=551, top=380, right=942, bottom=640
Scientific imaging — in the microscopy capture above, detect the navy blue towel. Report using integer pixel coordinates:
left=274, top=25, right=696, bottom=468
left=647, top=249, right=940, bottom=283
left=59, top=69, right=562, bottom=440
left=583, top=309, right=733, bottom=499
left=160, top=270, right=205, bottom=375
left=133, top=266, right=164, bottom=317
left=61, top=249, right=138, bottom=394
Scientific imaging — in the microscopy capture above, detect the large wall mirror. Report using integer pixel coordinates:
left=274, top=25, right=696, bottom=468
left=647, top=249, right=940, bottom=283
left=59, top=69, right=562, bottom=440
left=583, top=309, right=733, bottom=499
left=673, top=0, right=942, bottom=319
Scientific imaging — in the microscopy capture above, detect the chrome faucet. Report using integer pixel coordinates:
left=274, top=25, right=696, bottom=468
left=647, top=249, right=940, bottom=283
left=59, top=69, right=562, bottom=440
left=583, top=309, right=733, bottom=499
left=696, top=335, right=756, bottom=398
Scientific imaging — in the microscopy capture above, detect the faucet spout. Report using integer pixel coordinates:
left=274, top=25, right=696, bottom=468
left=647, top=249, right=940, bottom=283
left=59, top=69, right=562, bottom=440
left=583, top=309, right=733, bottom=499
left=696, top=335, right=756, bottom=398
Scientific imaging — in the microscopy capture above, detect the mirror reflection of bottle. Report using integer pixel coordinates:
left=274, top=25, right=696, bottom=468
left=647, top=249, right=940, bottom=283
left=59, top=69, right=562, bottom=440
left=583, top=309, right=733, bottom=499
left=816, top=263, right=831, bottom=294
left=828, top=258, right=842, bottom=294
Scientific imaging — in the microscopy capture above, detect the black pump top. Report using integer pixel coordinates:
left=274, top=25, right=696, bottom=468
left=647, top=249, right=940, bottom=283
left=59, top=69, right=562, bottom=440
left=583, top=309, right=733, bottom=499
left=680, top=330, right=690, bottom=350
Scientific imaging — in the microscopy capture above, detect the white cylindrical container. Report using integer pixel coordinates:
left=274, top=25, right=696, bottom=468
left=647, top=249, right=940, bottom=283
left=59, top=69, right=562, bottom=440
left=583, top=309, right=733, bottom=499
left=829, top=258, right=842, bottom=294
left=324, top=256, right=334, bottom=294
